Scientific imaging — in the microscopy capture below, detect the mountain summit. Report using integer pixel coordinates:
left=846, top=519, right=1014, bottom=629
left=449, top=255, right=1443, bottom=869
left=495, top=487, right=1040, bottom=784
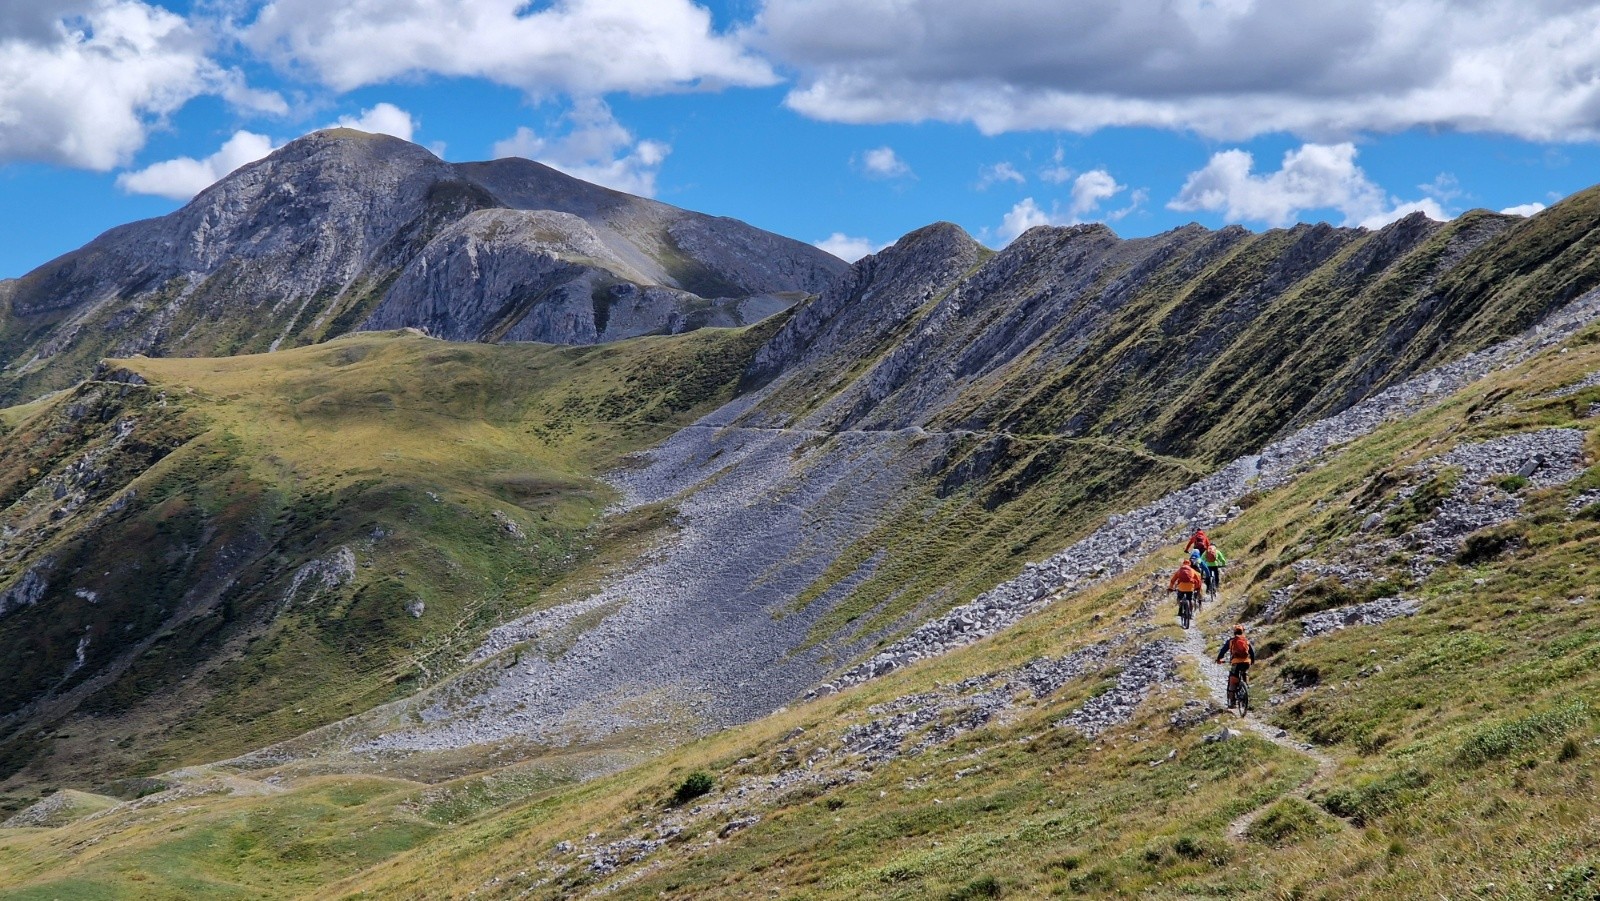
left=0, top=129, right=847, bottom=404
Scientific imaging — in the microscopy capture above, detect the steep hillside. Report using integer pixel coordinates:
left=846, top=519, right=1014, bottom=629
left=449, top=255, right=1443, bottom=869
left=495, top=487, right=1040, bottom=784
left=0, top=130, right=845, bottom=405
left=4, top=231, right=1600, bottom=900
left=7, top=186, right=1600, bottom=898
left=297, top=194, right=1600, bottom=772
left=0, top=323, right=781, bottom=806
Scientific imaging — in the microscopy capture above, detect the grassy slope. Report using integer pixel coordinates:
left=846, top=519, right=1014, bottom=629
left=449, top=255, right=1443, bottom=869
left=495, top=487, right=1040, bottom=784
left=0, top=323, right=779, bottom=807
left=787, top=199, right=1600, bottom=656
left=5, top=305, right=1599, bottom=898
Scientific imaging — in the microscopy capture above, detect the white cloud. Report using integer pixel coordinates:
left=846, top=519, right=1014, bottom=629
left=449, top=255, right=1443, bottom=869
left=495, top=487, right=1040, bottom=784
left=331, top=103, right=416, bottom=142
left=245, top=0, right=776, bottom=96
left=1040, top=146, right=1074, bottom=184
left=1069, top=169, right=1122, bottom=219
left=116, top=129, right=276, bottom=199
left=996, top=168, right=1130, bottom=242
left=1170, top=142, right=1447, bottom=229
left=999, top=198, right=1054, bottom=243
left=754, top=0, right=1600, bottom=142
left=977, top=161, right=1025, bottom=189
left=0, top=1, right=218, bottom=169
left=1500, top=202, right=1547, bottom=217
left=857, top=145, right=911, bottom=179
left=491, top=99, right=671, bottom=197
left=813, top=233, right=885, bottom=262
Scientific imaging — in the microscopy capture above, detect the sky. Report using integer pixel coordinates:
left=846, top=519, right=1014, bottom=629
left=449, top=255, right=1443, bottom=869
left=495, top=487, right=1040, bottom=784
left=4, top=1, right=1600, bottom=277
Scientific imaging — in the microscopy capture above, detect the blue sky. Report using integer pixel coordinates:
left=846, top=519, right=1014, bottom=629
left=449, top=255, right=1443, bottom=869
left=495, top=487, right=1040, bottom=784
left=3, top=0, right=1600, bottom=277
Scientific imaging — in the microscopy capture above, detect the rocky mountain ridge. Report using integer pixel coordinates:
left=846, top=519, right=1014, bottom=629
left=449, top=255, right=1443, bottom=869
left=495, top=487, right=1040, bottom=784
left=208, top=186, right=1600, bottom=769
left=0, top=130, right=846, bottom=404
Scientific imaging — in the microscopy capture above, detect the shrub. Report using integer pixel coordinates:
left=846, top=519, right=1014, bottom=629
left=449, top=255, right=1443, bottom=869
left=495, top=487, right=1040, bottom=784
left=948, top=875, right=1003, bottom=899
left=671, top=771, right=714, bottom=806
left=1457, top=525, right=1527, bottom=565
left=1497, top=474, right=1531, bottom=492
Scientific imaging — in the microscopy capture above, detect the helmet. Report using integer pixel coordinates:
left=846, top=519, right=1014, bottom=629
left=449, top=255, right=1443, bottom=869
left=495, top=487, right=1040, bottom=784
left=1233, top=624, right=1245, bottom=635
left=1189, top=549, right=1202, bottom=561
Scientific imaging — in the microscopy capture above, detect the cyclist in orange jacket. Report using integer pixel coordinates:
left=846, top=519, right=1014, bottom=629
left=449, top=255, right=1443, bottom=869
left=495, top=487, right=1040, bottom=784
left=1185, top=528, right=1211, bottom=553
left=1216, top=624, right=1256, bottom=707
left=1168, top=559, right=1205, bottom=616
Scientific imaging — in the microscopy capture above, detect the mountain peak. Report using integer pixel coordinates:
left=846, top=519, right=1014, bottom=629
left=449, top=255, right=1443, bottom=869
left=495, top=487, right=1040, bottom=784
left=0, top=132, right=846, bottom=403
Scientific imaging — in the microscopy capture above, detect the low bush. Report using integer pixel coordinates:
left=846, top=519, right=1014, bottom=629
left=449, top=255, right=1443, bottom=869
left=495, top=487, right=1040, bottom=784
left=948, top=875, right=1003, bottom=899
left=671, top=771, right=714, bottom=807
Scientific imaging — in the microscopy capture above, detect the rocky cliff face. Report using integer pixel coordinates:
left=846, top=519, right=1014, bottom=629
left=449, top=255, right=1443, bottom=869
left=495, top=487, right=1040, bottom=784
left=0, top=131, right=846, bottom=404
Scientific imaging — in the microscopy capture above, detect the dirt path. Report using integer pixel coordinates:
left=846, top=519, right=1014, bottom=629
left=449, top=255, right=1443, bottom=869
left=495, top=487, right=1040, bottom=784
left=1173, top=614, right=1342, bottom=839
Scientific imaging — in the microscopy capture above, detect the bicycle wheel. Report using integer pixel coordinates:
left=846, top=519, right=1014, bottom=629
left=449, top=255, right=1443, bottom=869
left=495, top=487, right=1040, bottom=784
left=1237, top=679, right=1250, bottom=715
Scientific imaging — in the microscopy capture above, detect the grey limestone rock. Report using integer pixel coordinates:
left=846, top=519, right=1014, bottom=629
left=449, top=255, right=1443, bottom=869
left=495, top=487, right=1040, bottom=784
left=0, top=560, right=52, bottom=618
left=1301, top=598, right=1421, bottom=638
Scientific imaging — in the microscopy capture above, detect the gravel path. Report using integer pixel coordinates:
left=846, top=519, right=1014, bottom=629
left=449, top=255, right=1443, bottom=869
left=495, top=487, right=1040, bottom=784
left=1173, top=617, right=1339, bottom=841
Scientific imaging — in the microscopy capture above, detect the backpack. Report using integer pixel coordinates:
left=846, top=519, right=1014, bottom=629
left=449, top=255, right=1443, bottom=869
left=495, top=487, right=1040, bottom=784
left=1228, top=635, right=1252, bottom=661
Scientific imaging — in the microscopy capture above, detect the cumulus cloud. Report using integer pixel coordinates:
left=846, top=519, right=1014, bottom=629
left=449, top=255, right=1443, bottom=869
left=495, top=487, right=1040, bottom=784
left=998, top=198, right=1055, bottom=243
left=0, top=1, right=220, bottom=169
left=813, top=233, right=886, bottom=262
left=753, top=0, right=1600, bottom=142
left=331, top=103, right=416, bottom=141
left=116, top=129, right=276, bottom=199
left=1170, top=142, right=1445, bottom=229
left=245, top=0, right=775, bottom=96
left=977, top=161, right=1025, bottom=189
left=857, top=145, right=911, bottom=179
left=996, top=168, right=1131, bottom=242
left=1500, top=202, right=1547, bottom=217
left=1069, top=169, right=1122, bottom=218
left=492, top=99, right=671, bottom=197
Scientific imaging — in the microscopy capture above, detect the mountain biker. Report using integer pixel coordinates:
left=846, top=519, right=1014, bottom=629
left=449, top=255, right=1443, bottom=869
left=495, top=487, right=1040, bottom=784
left=1185, top=528, right=1211, bottom=554
left=1216, top=624, right=1256, bottom=709
left=1200, top=544, right=1227, bottom=597
left=1168, top=558, right=1205, bottom=618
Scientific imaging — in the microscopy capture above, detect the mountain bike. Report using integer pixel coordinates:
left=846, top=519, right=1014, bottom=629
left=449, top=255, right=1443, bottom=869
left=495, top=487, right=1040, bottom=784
left=1227, top=667, right=1250, bottom=715
left=1177, top=593, right=1194, bottom=629
left=1204, top=568, right=1220, bottom=606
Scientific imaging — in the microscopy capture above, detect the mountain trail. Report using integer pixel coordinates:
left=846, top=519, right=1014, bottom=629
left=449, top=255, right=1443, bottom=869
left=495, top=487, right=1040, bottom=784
left=1169, top=601, right=1344, bottom=841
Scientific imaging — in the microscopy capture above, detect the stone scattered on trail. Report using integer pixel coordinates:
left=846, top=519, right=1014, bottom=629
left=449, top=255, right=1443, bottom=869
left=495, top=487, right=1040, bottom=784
left=1169, top=699, right=1215, bottom=729
left=1205, top=728, right=1244, bottom=743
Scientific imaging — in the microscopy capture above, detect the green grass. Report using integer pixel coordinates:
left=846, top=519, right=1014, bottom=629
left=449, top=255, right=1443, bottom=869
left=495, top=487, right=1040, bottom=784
left=7, top=208, right=1600, bottom=897
left=0, top=324, right=779, bottom=798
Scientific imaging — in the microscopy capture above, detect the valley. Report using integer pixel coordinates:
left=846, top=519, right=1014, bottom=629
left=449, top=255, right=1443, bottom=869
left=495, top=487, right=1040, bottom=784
left=2, top=133, right=1600, bottom=898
